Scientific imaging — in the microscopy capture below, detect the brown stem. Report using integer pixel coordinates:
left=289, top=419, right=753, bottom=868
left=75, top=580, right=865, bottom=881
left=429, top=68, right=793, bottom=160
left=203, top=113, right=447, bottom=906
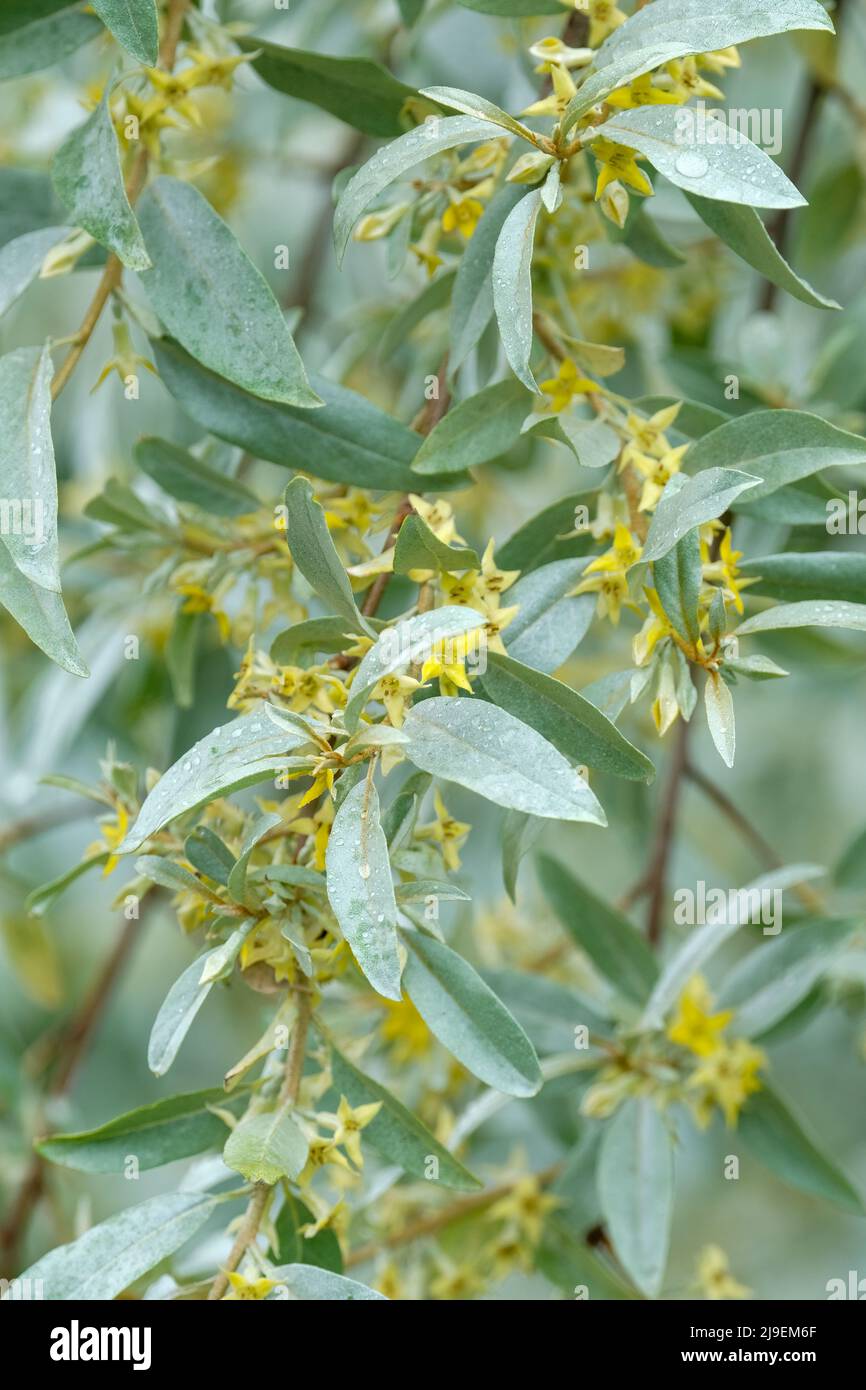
left=207, top=990, right=312, bottom=1300
left=0, top=909, right=145, bottom=1277
left=50, top=0, right=188, bottom=402
left=643, top=716, right=692, bottom=947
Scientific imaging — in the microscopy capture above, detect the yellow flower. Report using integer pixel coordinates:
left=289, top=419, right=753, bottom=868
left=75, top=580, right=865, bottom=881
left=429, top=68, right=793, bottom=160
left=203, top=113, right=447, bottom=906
left=667, top=56, right=724, bottom=102
left=528, top=37, right=594, bottom=72
left=699, top=47, right=741, bottom=76
left=667, top=975, right=733, bottom=1057
left=240, top=919, right=295, bottom=983
left=488, top=1176, right=560, bottom=1245
left=521, top=62, right=577, bottom=117
left=584, top=523, right=643, bottom=575
left=415, top=789, right=470, bottom=871
left=380, top=996, right=432, bottom=1062
left=574, top=567, right=631, bottom=625
left=297, top=1136, right=353, bottom=1186
left=605, top=74, right=682, bottom=110
left=630, top=443, right=688, bottom=512
left=478, top=538, right=520, bottom=607
left=429, top=1261, right=484, bottom=1301
left=623, top=401, right=682, bottom=459
left=695, top=1245, right=751, bottom=1301
left=633, top=587, right=677, bottom=666
left=441, top=195, right=485, bottom=239
left=91, top=320, right=157, bottom=394
left=87, top=804, right=129, bottom=876
left=420, top=630, right=479, bottom=696
left=539, top=357, right=602, bottom=413
left=592, top=137, right=653, bottom=200
left=286, top=796, right=335, bottom=872
left=274, top=664, right=345, bottom=715
left=585, top=0, right=627, bottom=49
left=331, top=1095, right=383, bottom=1168
left=479, top=600, right=518, bottom=656
left=410, top=220, right=444, bottom=277
left=222, top=1272, right=279, bottom=1301
left=175, top=583, right=231, bottom=643
left=702, top=527, right=756, bottom=615
left=371, top=672, right=422, bottom=727
left=688, top=1038, right=766, bottom=1128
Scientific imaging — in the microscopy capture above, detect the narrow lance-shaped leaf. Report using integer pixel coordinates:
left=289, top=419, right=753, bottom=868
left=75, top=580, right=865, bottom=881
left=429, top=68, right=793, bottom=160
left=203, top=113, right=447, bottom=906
left=587, top=107, right=805, bottom=210
left=330, top=1044, right=482, bottom=1191
left=0, top=226, right=71, bottom=317
left=652, top=529, right=702, bottom=647
left=138, top=176, right=321, bottom=408
left=640, top=468, right=760, bottom=563
left=392, top=513, right=480, bottom=575
left=284, top=476, right=372, bottom=637
left=52, top=90, right=150, bottom=270
left=739, top=1086, right=863, bottom=1214
left=326, top=778, right=402, bottom=1001
left=401, top=929, right=542, bottom=1096
left=737, top=600, right=866, bottom=637
left=268, top=1265, right=387, bottom=1300
left=492, top=188, right=543, bottom=392
left=450, top=182, right=525, bottom=374
left=9, top=1193, right=218, bottom=1301
left=147, top=948, right=224, bottom=1077
left=411, top=379, right=531, bottom=476
left=686, top=410, right=866, bottom=501
left=684, top=194, right=840, bottom=311
left=403, top=696, right=607, bottom=824
left=420, top=85, right=538, bottom=143
left=119, top=710, right=313, bottom=852
left=91, top=0, right=158, bottom=66
left=134, top=436, right=259, bottom=516
left=704, top=671, right=735, bottom=768
left=334, top=115, right=504, bottom=264
left=504, top=557, right=595, bottom=673
left=0, top=2, right=102, bottom=82
left=597, top=1097, right=674, bottom=1299
left=738, top=553, right=866, bottom=606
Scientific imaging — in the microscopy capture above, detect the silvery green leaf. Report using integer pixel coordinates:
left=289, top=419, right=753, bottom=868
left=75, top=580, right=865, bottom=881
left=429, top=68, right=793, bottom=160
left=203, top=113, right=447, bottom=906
left=119, top=711, right=313, bottom=852
left=719, top=919, right=856, bottom=1038
left=52, top=91, right=150, bottom=270
left=0, top=2, right=102, bottom=81
left=0, top=226, right=70, bottom=316
left=134, top=436, right=259, bottom=516
left=505, top=557, right=594, bottom=673
left=344, top=605, right=485, bottom=730
left=684, top=194, right=840, bottom=311
left=223, top=1109, right=308, bottom=1184
left=334, top=115, right=499, bottom=264
left=537, top=855, right=658, bottom=1005
left=653, top=529, right=702, bottom=646
left=501, top=808, right=542, bottom=903
left=641, top=468, right=760, bottom=563
left=704, top=672, right=735, bottom=768
left=91, top=0, right=159, bottom=65
left=134, top=855, right=204, bottom=895
left=420, top=86, right=537, bottom=142
left=138, top=177, right=321, bottom=407
left=268, top=1265, right=387, bottom=1300
left=724, top=654, right=789, bottom=681
left=226, top=811, right=284, bottom=911
left=450, top=183, right=524, bottom=374
left=739, top=1086, right=863, bottom=1214
left=326, top=778, right=402, bottom=1000
left=562, top=0, right=833, bottom=131
left=540, top=160, right=562, bottom=214
left=330, top=1044, right=481, bottom=1190
left=198, top=918, right=257, bottom=985
left=9, top=1193, right=217, bottom=1301
left=379, top=269, right=455, bottom=362
left=392, top=513, right=480, bottom=575
left=477, top=651, right=654, bottom=781
left=0, top=540, right=87, bottom=676
left=738, top=552, right=866, bottom=605
left=492, top=188, right=543, bottom=392
left=597, top=1097, right=673, bottom=1299
left=411, top=378, right=531, bottom=475
left=0, top=345, right=59, bottom=591
left=737, top=600, right=866, bottom=637
left=402, top=696, right=607, bottom=824
left=401, top=929, right=542, bottom=1096
left=555, top=414, right=622, bottom=468
left=284, top=476, right=372, bottom=637
left=686, top=410, right=866, bottom=501
left=395, top=879, right=471, bottom=903
left=587, top=107, right=804, bottom=211
left=147, top=949, right=224, bottom=1076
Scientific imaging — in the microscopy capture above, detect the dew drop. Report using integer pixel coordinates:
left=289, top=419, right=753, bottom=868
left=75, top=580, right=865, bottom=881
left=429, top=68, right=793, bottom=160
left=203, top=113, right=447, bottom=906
left=675, top=151, right=709, bottom=179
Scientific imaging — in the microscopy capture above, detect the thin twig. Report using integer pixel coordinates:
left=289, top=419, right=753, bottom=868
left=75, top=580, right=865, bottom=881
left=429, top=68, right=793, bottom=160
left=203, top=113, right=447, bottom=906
left=643, top=717, right=692, bottom=946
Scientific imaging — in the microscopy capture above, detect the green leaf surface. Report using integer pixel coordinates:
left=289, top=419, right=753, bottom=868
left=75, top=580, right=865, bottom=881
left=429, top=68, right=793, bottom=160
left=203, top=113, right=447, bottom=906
left=272, top=1194, right=343, bottom=1274
left=537, top=855, right=658, bottom=1005
left=147, top=949, right=223, bottom=1077
left=268, top=1264, right=387, bottom=1300
left=223, top=1108, right=308, bottom=1184
left=739, top=1086, right=863, bottom=1213
left=330, top=1045, right=481, bottom=1190
left=492, top=187, right=543, bottom=392
left=344, top=605, right=485, bottom=730
left=0, top=226, right=70, bottom=316
left=411, top=379, right=531, bottom=475
left=403, top=696, right=607, bottom=823
left=120, top=710, right=313, bottom=852
left=504, top=557, right=594, bottom=673
left=738, top=553, right=866, bottom=605
left=737, top=600, right=866, bottom=637
left=138, top=177, right=320, bottom=407
left=152, top=337, right=457, bottom=491
left=686, top=410, right=866, bottom=501
left=284, top=476, right=371, bottom=636
left=641, top=468, right=760, bottom=563
left=334, top=115, right=499, bottom=264
left=91, top=0, right=157, bottom=65
left=450, top=183, right=525, bottom=373
left=52, top=91, right=150, bottom=270
left=0, top=2, right=101, bottom=81
left=240, top=36, right=427, bottom=137
left=684, top=194, right=839, bottom=310
left=497, top=492, right=596, bottom=570
left=10, top=1193, right=217, bottom=1300
left=598, top=1097, right=674, bottom=1298
left=379, top=270, right=455, bottom=363
left=704, top=671, right=735, bottom=768
left=420, top=85, right=536, bottom=143
left=720, top=918, right=856, bottom=1038
left=477, top=651, right=654, bottom=782
left=326, top=778, right=402, bottom=1000
left=401, top=929, right=542, bottom=1096
left=392, top=513, right=480, bottom=576
left=652, top=529, right=702, bottom=647
left=134, top=437, right=258, bottom=516
left=36, top=1087, right=247, bottom=1173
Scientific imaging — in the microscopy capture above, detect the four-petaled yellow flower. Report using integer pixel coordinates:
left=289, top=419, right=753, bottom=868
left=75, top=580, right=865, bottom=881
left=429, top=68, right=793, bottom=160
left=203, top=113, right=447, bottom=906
left=175, top=583, right=231, bottom=643
left=87, top=804, right=129, bottom=877
left=222, top=1272, right=279, bottom=1301
left=688, top=1038, right=766, bottom=1128
left=539, top=357, right=603, bottom=413
left=415, top=789, right=470, bottom=871
left=592, top=137, right=653, bottom=200
left=441, top=195, right=484, bottom=240
left=488, top=1176, right=561, bottom=1245
left=702, top=526, right=756, bottom=615
left=331, top=1095, right=382, bottom=1168
left=574, top=523, right=643, bottom=624
left=380, top=996, right=432, bottom=1062
left=667, top=975, right=733, bottom=1057
left=630, top=442, right=688, bottom=512
left=371, top=672, right=422, bottom=727
left=605, top=74, right=682, bottom=110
